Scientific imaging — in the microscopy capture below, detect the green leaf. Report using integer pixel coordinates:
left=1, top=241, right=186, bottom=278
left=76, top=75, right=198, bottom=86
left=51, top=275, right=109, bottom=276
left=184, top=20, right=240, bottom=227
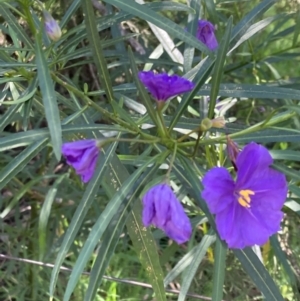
left=0, top=124, right=126, bottom=152
left=0, top=4, right=33, bottom=49
left=229, top=15, right=283, bottom=55
left=35, top=34, right=62, bottom=160
left=176, top=156, right=215, bottom=224
left=60, top=0, right=81, bottom=29
left=164, top=241, right=205, bottom=287
left=100, top=0, right=212, bottom=55
left=63, top=154, right=160, bottom=301
left=39, top=175, right=66, bottom=261
left=1, top=87, right=36, bottom=105
left=127, top=196, right=167, bottom=301
left=198, top=83, right=300, bottom=100
left=230, top=0, right=276, bottom=43
left=273, top=163, right=300, bottom=181
left=293, top=9, right=300, bottom=46
left=204, top=0, right=218, bottom=25
left=178, top=231, right=216, bottom=301
left=81, top=0, right=114, bottom=103
left=169, top=57, right=215, bottom=131
left=270, top=235, right=299, bottom=296
left=0, top=174, right=57, bottom=219
left=49, top=142, right=118, bottom=298
left=211, top=239, right=227, bottom=301
left=0, top=138, right=48, bottom=191
left=99, top=151, right=168, bottom=301
left=84, top=162, right=161, bottom=301
left=183, top=0, right=201, bottom=72
left=270, top=150, right=300, bottom=162
left=234, top=248, right=285, bottom=301
left=0, top=103, right=23, bottom=132
left=208, top=16, right=232, bottom=118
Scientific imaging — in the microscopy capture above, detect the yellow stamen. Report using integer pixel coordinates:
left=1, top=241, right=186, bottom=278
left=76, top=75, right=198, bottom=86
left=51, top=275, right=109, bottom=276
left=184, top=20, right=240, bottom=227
left=238, top=189, right=255, bottom=208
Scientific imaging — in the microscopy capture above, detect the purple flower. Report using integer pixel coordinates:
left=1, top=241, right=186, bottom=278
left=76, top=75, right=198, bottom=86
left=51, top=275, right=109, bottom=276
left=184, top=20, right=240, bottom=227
left=43, top=11, right=62, bottom=41
left=201, top=142, right=287, bottom=249
left=138, top=71, right=194, bottom=102
left=62, top=139, right=100, bottom=183
left=142, top=183, right=192, bottom=244
left=197, top=20, right=218, bottom=51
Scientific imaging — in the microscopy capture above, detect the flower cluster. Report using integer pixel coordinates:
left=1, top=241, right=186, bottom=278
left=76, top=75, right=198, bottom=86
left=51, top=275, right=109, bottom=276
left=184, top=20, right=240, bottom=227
left=201, top=142, right=287, bottom=249
left=59, top=20, right=288, bottom=249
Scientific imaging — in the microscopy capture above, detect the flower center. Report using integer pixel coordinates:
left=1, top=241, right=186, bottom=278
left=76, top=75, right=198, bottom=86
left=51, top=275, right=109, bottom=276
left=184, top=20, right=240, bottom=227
left=238, top=189, right=255, bottom=208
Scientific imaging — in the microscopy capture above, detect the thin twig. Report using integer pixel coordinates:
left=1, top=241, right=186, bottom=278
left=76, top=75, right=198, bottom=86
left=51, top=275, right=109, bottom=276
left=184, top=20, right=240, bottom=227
left=0, top=254, right=227, bottom=301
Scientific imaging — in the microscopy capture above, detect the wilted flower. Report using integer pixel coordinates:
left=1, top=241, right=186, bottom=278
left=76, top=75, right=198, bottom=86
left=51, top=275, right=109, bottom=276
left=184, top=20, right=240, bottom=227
left=138, top=71, right=194, bottom=102
left=43, top=11, right=62, bottom=41
left=211, top=116, right=226, bottom=128
left=62, top=139, right=100, bottom=183
left=197, top=20, right=218, bottom=51
left=201, top=142, right=287, bottom=249
left=142, top=183, right=192, bottom=244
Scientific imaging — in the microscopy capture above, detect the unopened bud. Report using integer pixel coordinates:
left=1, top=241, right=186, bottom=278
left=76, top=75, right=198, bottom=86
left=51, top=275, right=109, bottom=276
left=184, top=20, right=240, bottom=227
left=227, top=136, right=240, bottom=167
left=200, top=118, right=212, bottom=131
left=211, top=116, right=225, bottom=128
left=43, top=11, right=61, bottom=41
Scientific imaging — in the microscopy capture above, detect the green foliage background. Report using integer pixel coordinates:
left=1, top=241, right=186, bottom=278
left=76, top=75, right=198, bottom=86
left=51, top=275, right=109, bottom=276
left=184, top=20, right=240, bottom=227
left=0, top=0, right=300, bottom=300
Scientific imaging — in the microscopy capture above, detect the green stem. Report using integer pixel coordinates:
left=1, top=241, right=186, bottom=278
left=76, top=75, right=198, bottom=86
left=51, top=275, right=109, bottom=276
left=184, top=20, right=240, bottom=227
left=22, top=2, right=36, bottom=36
left=155, top=108, right=169, bottom=138
left=100, top=137, right=160, bottom=147
left=177, top=126, right=201, bottom=142
left=166, top=143, right=177, bottom=179
left=179, top=110, right=296, bottom=147
left=191, top=131, right=202, bottom=157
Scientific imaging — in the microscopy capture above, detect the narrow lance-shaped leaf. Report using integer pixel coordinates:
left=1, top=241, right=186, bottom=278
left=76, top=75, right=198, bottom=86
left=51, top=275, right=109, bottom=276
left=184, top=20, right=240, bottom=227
left=49, top=142, right=118, bottom=297
left=211, top=239, right=227, bottom=301
left=178, top=231, right=216, bottom=301
left=35, top=33, right=62, bottom=160
left=234, top=248, right=285, bottom=301
left=84, top=162, right=163, bottom=301
left=100, top=0, right=212, bottom=55
left=208, top=16, right=232, bottom=119
left=62, top=154, right=160, bottom=301
left=81, top=0, right=114, bottom=103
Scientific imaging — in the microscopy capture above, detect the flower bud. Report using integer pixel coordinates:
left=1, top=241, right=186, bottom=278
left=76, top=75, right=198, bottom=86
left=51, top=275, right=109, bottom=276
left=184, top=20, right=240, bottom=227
left=200, top=118, right=213, bottom=131
left=226, top=136, right=240, bottom=167
left=43, top=11, right=61, bottom=41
